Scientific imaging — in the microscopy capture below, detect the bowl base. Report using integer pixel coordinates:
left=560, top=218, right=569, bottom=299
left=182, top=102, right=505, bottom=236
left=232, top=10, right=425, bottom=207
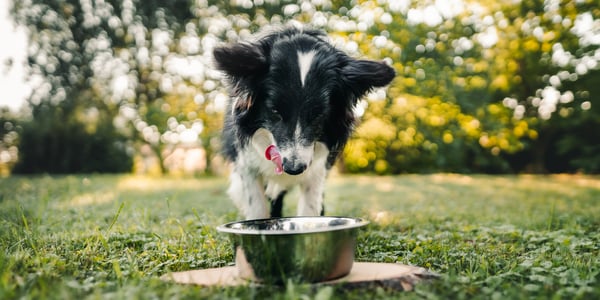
left=162, top=262, right=439, bottom=290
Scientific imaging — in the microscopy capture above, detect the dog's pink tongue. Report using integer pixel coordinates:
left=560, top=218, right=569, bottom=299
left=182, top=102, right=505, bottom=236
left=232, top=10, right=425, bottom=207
left=265, top=145, right=283, bottom=175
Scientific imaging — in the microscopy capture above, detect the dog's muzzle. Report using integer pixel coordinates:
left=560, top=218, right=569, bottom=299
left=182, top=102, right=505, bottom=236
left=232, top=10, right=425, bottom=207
left=282, top=157, right=308, bottom=175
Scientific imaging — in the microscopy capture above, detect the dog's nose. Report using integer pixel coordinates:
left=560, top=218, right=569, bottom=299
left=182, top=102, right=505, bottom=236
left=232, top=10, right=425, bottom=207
left=282, top=158, right=307, bottom=175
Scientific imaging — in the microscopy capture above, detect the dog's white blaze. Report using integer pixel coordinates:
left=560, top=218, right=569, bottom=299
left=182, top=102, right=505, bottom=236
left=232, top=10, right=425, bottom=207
left=298, top=50, right=316, bottom=87
left=294, top=122, right=302, bottom=140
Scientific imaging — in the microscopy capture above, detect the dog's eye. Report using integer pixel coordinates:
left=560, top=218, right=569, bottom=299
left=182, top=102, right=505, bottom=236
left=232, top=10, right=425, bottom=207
left=271, top=109, right=282, bottom=121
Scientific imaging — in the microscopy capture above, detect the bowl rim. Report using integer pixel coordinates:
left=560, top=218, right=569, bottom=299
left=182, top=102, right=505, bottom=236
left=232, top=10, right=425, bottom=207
left=216, top=216, right=369, bottom=235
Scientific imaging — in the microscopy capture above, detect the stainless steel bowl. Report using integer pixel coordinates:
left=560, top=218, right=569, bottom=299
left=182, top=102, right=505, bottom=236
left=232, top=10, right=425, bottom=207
left=217, top=216, right=369, bottom=283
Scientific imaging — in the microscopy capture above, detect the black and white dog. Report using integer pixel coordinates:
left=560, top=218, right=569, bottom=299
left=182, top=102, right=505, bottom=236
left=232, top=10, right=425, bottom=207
left=214, top=27, right=395, bottom=220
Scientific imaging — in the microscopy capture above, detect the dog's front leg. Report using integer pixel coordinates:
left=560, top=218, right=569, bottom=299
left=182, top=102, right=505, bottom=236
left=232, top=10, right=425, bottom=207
left=227, top=170, right=268, bottom=219
left=297, top=171, right=326, bottom=216
left=297, top=143, right=330, bottom=216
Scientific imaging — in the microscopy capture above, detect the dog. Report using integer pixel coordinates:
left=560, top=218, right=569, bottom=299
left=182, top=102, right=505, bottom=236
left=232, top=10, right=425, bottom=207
left=213, top=27, right=395, bottom=220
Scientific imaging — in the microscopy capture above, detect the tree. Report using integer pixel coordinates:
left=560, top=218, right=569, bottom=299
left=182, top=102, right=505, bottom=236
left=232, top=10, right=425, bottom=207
left=9, top=0, right=599, bottom=175
left=342, top=0, right=599, bottom=173
left=10, top=0, right=197, bottom=173
left=0, top=108, right=20, bottom=176
left=341, top=0, right=527, bottom=173
left=492, top=0, right=600, bottom=172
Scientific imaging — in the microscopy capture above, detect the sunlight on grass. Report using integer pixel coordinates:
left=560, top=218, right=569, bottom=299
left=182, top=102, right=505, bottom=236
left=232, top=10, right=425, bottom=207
left=325, top=174, right=600, bottom=230
left=116, top=175, right=224, bottom=192
left=57, top=191, right=117, bottom=208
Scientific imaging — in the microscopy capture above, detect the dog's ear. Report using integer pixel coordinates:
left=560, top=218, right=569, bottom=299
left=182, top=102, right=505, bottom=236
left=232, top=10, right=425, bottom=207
left=341, top=60, right=395, bottom=100
left=214, top=43, right=268, bottom=115
left=213, top=43, right=268, bottom=79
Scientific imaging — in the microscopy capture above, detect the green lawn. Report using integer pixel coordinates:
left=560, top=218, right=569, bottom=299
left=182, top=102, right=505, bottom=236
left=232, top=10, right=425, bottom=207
left=1, top=174, right=599, bottom=299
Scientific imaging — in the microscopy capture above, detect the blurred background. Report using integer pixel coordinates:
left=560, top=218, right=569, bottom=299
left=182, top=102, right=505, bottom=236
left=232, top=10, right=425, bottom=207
left=0, top=0, right=598, bottom=177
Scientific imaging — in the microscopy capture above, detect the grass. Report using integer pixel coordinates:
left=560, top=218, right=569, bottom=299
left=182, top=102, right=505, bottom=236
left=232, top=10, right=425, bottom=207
left=0, top=173, right=599, bottom=299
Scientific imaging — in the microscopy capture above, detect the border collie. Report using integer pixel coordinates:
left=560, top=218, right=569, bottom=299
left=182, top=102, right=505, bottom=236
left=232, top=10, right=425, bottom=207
left=214, top=27, right=395, bottom=220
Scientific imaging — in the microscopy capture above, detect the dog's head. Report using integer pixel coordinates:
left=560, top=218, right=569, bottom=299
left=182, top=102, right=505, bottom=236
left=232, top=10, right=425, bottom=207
left=214, top=27, right=395, bottom=175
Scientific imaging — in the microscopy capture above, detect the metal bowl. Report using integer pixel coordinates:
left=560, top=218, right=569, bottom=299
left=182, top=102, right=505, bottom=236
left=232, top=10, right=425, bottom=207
left=217, top=216, right=369, bottom=283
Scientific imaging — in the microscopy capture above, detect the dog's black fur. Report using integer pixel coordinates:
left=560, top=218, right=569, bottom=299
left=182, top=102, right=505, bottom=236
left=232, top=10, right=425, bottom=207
left=214, top=27, right=395, bottom=219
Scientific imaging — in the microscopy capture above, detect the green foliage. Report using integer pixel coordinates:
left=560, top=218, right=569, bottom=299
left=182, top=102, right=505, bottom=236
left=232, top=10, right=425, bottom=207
left=0, top=174, right=599, bottom=298
left=344, top=94, right=524, bottom=174
left=340, top=0, right=599, bottom=173
left=0, top=109, right=20, bottom=176
left=488, top=0, right=600, bottom=173
left=13, top=117, right=132, bottom=174
left=12, top=89, right=132, bottom=174
left=6, top=0, right=600, bottom=174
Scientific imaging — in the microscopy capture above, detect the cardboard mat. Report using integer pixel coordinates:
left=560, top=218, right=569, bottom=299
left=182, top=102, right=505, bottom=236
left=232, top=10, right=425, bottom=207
left=162, top=262, right=438, bottom=291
